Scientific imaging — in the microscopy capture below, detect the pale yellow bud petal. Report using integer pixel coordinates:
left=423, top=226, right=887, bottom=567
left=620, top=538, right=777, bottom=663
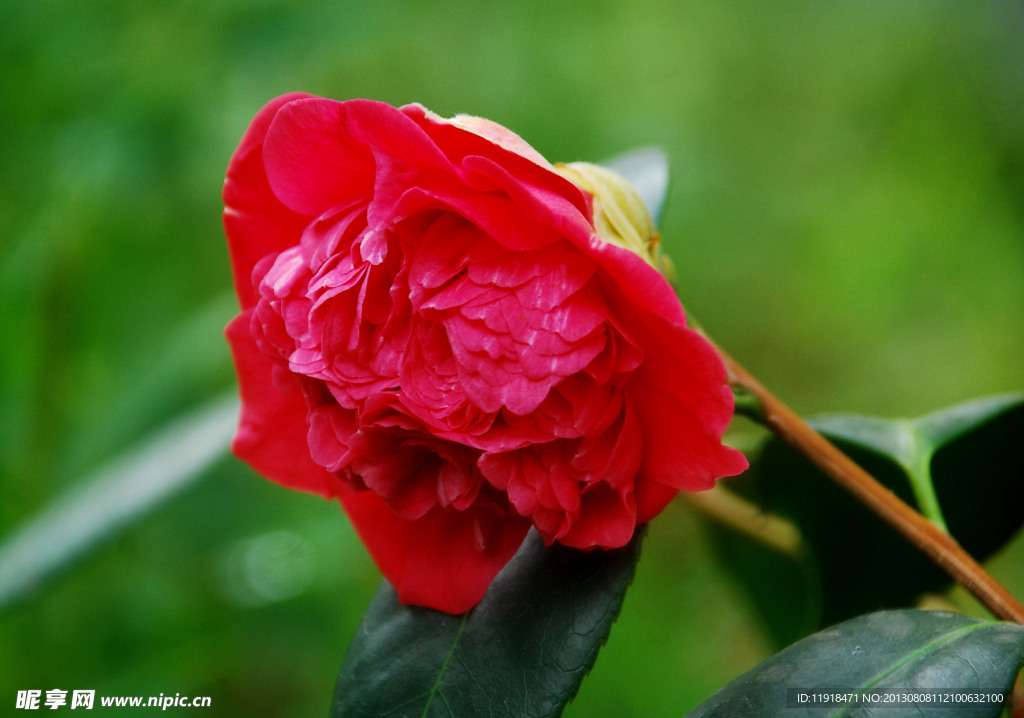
left=556, top=162, right=674, bottom=280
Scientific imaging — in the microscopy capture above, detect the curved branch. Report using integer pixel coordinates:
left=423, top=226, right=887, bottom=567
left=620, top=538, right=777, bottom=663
left=717, top=345, right=1024, bottom=625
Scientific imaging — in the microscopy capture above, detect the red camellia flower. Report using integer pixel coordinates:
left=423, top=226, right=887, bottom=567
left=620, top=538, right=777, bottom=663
left=224, top=93, right=748, bottom=614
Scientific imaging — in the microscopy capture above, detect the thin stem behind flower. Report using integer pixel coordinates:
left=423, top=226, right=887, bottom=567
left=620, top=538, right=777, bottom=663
left=716, top=345, right=1024, bottom=625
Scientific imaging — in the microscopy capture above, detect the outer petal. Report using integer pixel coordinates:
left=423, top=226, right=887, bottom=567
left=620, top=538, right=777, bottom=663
left=585, top=239, right=693, bottom=332
left=402, top=104, right=552, bottom=170
left=438, top=111, right=554, bottom=169
left=458, top=154, right=596, bottom=251
left=599, top=256, right=748, bottom=488
left=226, top=312, right=338, bottom=498
left=634, top=479, right=679, bottom=525
left=402, top=104, right=597, bottom=249
left=631, top=346, right=748, bottom=490
left=262, top=98, right=450, bottom=217
left=224, top=92, right=314, bottom=309
left=558, top=483, right=636, bottom=549
left=338, top=486, right=531, bottom=613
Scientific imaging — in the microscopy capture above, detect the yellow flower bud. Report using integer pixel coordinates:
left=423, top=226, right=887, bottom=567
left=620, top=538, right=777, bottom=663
left=556, top=161, right=674, bottom=280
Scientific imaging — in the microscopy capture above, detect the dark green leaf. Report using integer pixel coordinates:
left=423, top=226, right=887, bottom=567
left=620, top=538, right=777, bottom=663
left=688, top=609, right=1024, bottom=717
left=331, top=527, right=644, bottom=718
left=717, top=393, right=1024, bottom=633
left=602, top=147, right=670, bottom=226
left=916, top=393, right=1024, bottom=448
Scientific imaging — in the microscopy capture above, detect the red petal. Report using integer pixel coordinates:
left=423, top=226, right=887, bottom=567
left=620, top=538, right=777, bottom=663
left=339, top=487, right=530, bottom=614
left=634, top=479, right=678, bottom=525
left=630, top=317, right=749, bottom=490
left=558, top=483, right=636, bottom=549
left=586, top=248, right=748, bottom=489
left=406, top=106, right=555, bottom=169
left=224, top=92, right=314, bottom=309
left=262, top=98, right=449, bottom=217
left=226, top=312, right=338, bottom=498
left=402, top=104, right=590, bottom=219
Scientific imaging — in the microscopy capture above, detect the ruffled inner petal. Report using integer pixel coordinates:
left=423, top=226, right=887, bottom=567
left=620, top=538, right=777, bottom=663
left=477, top=402, right=645, bottom=550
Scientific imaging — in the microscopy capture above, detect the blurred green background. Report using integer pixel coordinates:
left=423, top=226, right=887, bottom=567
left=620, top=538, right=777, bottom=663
left=2, top=1, right=1023, bottom=715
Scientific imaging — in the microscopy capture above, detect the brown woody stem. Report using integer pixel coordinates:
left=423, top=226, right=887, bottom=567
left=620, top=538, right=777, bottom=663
left=717, top=346, right=1024, bottom=625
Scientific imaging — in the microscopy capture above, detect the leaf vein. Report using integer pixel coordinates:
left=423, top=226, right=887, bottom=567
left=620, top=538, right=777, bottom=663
left=420, top=614, right=468, bottom=718
left=829, top=622, right=988, bottom=718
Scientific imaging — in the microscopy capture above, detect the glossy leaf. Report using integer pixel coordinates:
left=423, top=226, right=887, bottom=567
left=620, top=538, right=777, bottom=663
left=688, top=609, right=1024, bottom=717
left=718, top=393, right=1024, bottom=634
left=602, top=147, right=670, bottom=226
left=331, top=527, right=644, bottom=718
